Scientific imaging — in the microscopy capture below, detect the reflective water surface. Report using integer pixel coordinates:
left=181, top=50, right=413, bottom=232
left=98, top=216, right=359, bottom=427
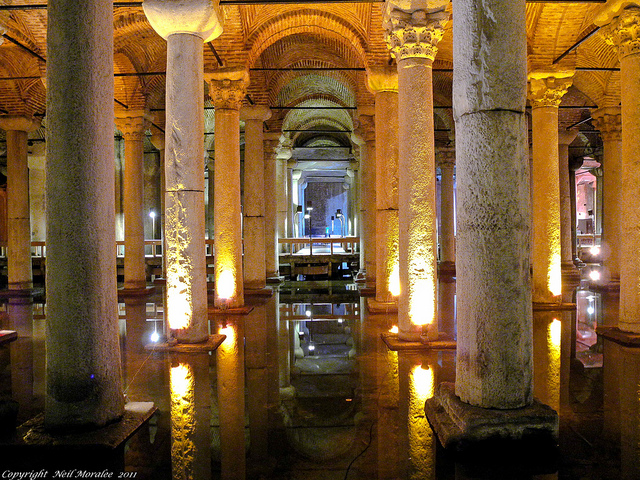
left=0, top=280, right=638, bottom=479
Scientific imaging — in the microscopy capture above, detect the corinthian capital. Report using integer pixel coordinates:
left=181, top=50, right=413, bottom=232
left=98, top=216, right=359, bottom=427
left=527, top=71, right=573, bottom=108
left=598, top=7, right=640, bottom=59
left=115, top=110, right=150, bottom=141
left=383, top=0, right=449, bottom=62
left=206, top=68, right=250, bottom=110
left=592, top=106, right=622, bottom=142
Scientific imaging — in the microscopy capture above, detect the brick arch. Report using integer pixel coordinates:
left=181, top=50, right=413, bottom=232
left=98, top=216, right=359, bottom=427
left=114, top=52, right=147, bottom=110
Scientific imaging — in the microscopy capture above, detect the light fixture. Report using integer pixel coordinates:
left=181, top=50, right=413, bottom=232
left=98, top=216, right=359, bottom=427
left=589, top=270, right=600, bottom=281
left=590, top=246, right=600, bottom=256
left=335, top=209, right=345, bottom=236
left=308, top=344, right=315, bottom=353
left=150, top=331, right=160, bottom=343
left=306, top=200, right=313, bottom=211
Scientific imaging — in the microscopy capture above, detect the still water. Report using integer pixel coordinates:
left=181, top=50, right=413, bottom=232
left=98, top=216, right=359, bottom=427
left=0, top=281, right=638, bottom=479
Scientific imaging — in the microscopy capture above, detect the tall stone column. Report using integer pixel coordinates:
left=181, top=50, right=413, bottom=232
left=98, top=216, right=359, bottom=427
left=437, top=147, right=456, bottom=271
left=0, top=116, right=40, bottom=292
left=367, top=67, right=400, bottom=305
left=264, top=134, right=280, bottom=279
left=240, top=105, right=271, bottom=290
left=559, top=130, right=580, bottom=285
left=45, top=0, right=123, bottom=429
left=592, top=107, right=622, bottom=285
left=528, top=71, right=573, bottom=304
left=356, top=109, right=376, bottom=288
left=276, top=146, right=291, bottom=244
left=598, top=6, right=640, bottom=333
left=384, top=0, right=449, bottom=340
left=207, top=69, right=249, bottom=309
left=115, top=112, right=149, bottom=292
left=149, top=127, right=166, bottom=276
left=144, top=0, right=223, bottom=342
left=290, top=169, right=302, bottom=236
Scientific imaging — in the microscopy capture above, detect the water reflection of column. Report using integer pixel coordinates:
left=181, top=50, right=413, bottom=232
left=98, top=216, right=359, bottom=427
left=438, top=276, right=456, bottom=340
left=216, top=319, right=246, bottom=480
left=8, top=299, right=34, bottom=422
left=267, top=291, right=281, bottom=426
left=278, top=309, right=293, bottom=395
left=377, top=340, right=400, bottom=479
left=619, top=346, right=640, bottom=480
left=533, top=313, right=561, bottom=412
left=170, top=354, right=211, bottom=480
left=245, top=302, right=270, bottom=465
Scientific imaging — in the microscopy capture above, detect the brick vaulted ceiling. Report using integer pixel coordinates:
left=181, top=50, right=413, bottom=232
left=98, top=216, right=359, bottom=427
left=0, top=0, right=623, bottom=154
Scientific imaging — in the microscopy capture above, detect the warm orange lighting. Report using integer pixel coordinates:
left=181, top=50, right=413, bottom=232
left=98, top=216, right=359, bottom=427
left=549, top=317, right=561, bottom=347
left=389, top=263, right=400, bottom=297
left=170, top=362, right=195, bottom=478
left=548, top=252, right=562, bottom=297
left=547, top=318, right=561, bottom=411
left=165, top=204, right=194, bottom=331
left=219, top=324, right=236, bottom=342
left=411, top=364, right=435, bottom=401
left=409, top=278, right=435, bottom=326
left=409, top=364, right=436, bottom=477
left=389, top=325, right=399, bottom=334
left=216, top=269, right=235, bottom=299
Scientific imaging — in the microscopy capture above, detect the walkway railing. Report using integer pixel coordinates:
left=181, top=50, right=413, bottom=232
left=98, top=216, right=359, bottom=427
left=278, top=236, right=359, bottom=256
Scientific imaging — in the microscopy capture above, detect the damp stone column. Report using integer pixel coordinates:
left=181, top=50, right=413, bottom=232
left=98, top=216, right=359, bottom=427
left=0, top=115, right=40, bottom=293
left=592, top=107, right=622, bottom=285
left=437, top=147, right=456, bottom=273
left=264, top=133, right=281, bottom=279
left=115, top=111, right=149, bottom=292
left=240, top=105, right=271, bottom=290
left=426, top=0, right=558, bottom=446
left=367, top=67, right=400, bottom=306
left=45, top=0, right=123, bottom=429
left=528, top=71, right=573, bottom=305
left=144, top=0, right=223, bottom=342
left=384, top=0, right=449, bottom=341
left=597, top=5, right=640, bottom=333
left=559, top=129, right=580, bottom=285
left=207, top=69, right=249, bottom=309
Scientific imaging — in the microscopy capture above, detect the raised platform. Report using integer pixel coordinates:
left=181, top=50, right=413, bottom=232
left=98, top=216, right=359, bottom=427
left=596, top=326, right=640, bottom=348
left=208, top=305, right=254, bottom=315
left=0, top=329, right=17, bottom=346
left=146, top=334, right=226, bottom=353
left=532, top=302, right=576, bottom=312
left=381, top=331, right=456, bottom=351
left=244, top=287, right=274, bottom=298
left=366, top=297, right=397, bottom=313
left=358, top=285, right=375, bottom=297
left=117, top=285, right=156, bottom=298
left=425, top=382, right=558, bottom=453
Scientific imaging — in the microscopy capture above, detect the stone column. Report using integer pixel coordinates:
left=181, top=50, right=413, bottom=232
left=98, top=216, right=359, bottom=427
left=528, top=71, right=573, bottom=304
left=592, top=107, right=622, bottom=285
left=240, top=105, right=271, bottom=290
left=45, top=0, right=123, bottom=429
left=144, top=0, right=223, bottom=342
left=367, top=67, right=400, bottom=305
left=29, top=147, right=46, bottom=242
left=264, top=134, right=280, bottom=279
left=276, top=146, right=291, bottom=245
left=115, top=112, right=149, bottom=292
left=356, top=109, right=376, bottom=288
left=290, top=169, right=302, bottom=236
left=207, top=69, right=249, bottom=309
left=384, top=0, right=449, bottom=340
left=598, top=5, right=640, bottom=333
left=437, top=147, right=456, bottom=271
left=0, top=116, right=40, bottom=292
left=149, top=126, right=166, bottom=276
left=558, top=130, right=580, bottom=285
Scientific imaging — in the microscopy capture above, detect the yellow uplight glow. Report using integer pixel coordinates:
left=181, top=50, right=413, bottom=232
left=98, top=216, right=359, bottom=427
left=409, top=278, right=435, bottom=326
left=389, top=263, right=400, bottom=297
left=547, top=318, right=561, bottom=411
left=409, top=364, right=436, bottom=477
left=389, top=325, right=399, bottom=334
left=165, top=201, right=194, bottom=331
left=548, top=252, right=562, bottom=297
left=170, top=362, right=195, bottom=478
left=216, top=269, right=236, bottom=300
left=549, top=317, right=561, bottom=347
left=411, top=365, right=435, bottom=401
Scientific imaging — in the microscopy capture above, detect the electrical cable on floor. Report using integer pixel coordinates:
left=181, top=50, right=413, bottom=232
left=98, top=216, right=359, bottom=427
left=123, top=343, right=157, bottom=397
left=343, top=420, right=376, bottom=480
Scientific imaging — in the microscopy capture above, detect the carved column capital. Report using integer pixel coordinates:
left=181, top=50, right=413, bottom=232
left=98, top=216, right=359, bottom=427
left=436, top=146, right=455, bottom=169
left=383, top=1, right=449, bottom=62
left=206, top=69, right=249, bottom=110
left=592, top=106, right=622, bottom=142
left=115, top=110, right=150, bottom=141
left=354, top=108, right=375, bottom=144
left=599, top=7, right=640, bottom=59
left=366, top=66, right=398, bottom=94
left=240, top=105, right=271, bottom=122
left=0, top=115, right=41, bottom=132
left=528, top=71, right=573, bottom=108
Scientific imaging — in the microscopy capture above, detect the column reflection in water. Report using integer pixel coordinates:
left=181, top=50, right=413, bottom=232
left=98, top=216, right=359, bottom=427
left=377, top=338, right=400, bottom=479
left=267, top=291, right=281, bottom=427
left=8, top=299, right=34, bottom=422
left=438, top=276, right=456, bottom=340
left=533, top=312, right=562, bottom=412
left=216, top=317, right=245, bottom=480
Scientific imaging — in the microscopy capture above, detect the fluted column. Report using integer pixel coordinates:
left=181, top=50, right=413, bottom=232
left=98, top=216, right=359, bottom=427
left=528, top=71, right=573, bottom=304
left=558, top=130, right=580, bottom=285
left=592, top=107, right=622, bottom=285
left=0, top=116, right=40, bottom=292
left=384, top=0, right=449, bottom=340
left=355, top=109, right=376, bottom=287
left=437, top=147, right=456, bottom=270
left=598, top=6, right=640, bottom=333
left=207, top=69, right=249, bottom=308
left=116, top=112, right=149, bottom=291
left=144, top=0, right=223, bottom=342
left=367, top=67, right=400, bottom=304
left=46, top=0, right=123, bottom=429
left=240, top=105, right=271, bottom=290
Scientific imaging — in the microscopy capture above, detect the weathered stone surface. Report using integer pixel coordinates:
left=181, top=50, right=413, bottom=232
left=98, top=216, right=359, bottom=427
left=143, top=0, right=223, bottom=41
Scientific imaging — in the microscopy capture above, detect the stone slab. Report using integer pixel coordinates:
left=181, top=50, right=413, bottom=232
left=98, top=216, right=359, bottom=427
left=0, top=329, right=17, bottom=345
left=145, top=334, right=226, bottom=353
left=425, top=382, right=558, bottom=452
left=366, top=297, right=398, bottom=313
left=117, top=285, right=156, bottom=298
left=532, top=302, right=576, bottom=312
left=244, top=287, right=274, bottom=298
left=381, top=332, right=456, bottom=351
left=358, top=286, right=376, bottom=297
left=208, top=305, right=254, bottom=315
left=266, top=275, right=285, bottom=284
left=0, top=288, right=34, bottom=299
left=597, top=326, right=640, bottom=348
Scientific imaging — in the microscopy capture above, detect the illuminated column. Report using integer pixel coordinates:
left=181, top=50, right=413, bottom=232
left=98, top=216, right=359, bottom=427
left=149, top=126, right=166, bottom=277
left=0, top=116, right=40, bottom=292
left=367, top=67, right=399, bottom=304
left=598, top=6, right=640, bottom=333
left=276, top=146, right=291, bottom=245
left=115, top=112, right=149, bottom=291
left=559, top=130, right=580, bottom=284
left=208, top=69, right=248, bottom=308
left=384, top=0, right=449, bottom=340
left=46, top=0, right=123, bottom=428
left=144, top=0, right=223, bottom=342
left=437, top=147, right=456, bottom=269
left=290, top=169, right=302, bottom=236
left=264, top=134, right=280, bottom=278
left=592, top=107, right=622, bottom=285
left=29, top=147, right=47, bottom=242
left=356, top=109, right=376, bottom=287
left=240, top=105, right=271, bottom=290
left=453, top=0, right=533, bottom=408
left=528, top=71, right=573, bottom=304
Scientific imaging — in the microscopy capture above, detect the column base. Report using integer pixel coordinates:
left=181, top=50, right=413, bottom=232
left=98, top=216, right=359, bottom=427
left=0, top=288, right=34, bottom=299
left=532, top=301, right=576, bottom=311
left=425, top=382, right=558, bottom=452
left=0, top=329, right=17, bottom=346
left=244, top=287, right=274, bottom=298
left=266, top=274, right=285, bottom=284
left=117, top=285, right=156, bottom=298
left=358, top=285, right=376, bottom=297
left=591, top=278, right=620, bottom=292
left=596, top=326, right=640, bottom=348
left=366, top=297, right=397, bottom=313
left=561, top=262, right=581, bottom=286
left=146, top=334, right=226, bottom=352
left=380, top=331, right=455, bottom=351
left=438, top=261, right=456, bottom=276
left=208, top=305, right=254, bottom=315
